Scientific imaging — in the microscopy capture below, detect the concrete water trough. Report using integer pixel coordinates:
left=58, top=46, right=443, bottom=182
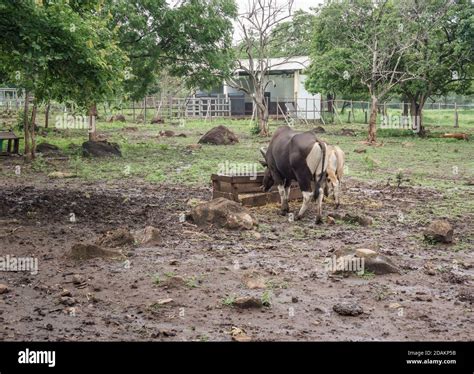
left=211, top=172, right=304, bottom=207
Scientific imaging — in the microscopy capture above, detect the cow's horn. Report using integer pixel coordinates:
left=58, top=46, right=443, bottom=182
left=260, top=147, right=267, bottom=159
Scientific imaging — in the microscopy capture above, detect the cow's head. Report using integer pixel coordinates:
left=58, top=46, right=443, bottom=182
left=259, top=147, right=274, bottom=192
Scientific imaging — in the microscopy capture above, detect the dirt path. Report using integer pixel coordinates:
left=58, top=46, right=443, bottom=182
left=0, top=177, right=472, bottom=341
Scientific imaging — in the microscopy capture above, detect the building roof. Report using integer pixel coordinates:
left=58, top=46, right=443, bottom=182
left=236, top=56, right=310, bottom=74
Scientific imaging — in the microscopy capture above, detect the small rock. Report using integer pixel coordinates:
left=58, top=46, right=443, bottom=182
left=190, top=198, right=257, bottom=230
left=97, top=228, right=135, bottom=248
left=333, top=302, right=363, bottom=316
left=234, top=296, right=263, bottom=309
left=364, top=255, right=401, bottom=275
left=389, top=302, right=401, bottom=309
left=292, top=296, right=299, bottom=303
left=134, top=226, right=160, bottom=245
left=161, top=276, right=186, bottom=289
left=72, top=275, right=85, bottom=285
left=59, top=296, right=76, bottom=306
left=424, top=220, right=453, bottom=243
left=243, top=273, right=266, bottom=290
left=231, top=327, right=251, bottom=342
left=340, top=128, right=356, bottom=136
left=457, top=289, right=474, bottom=303
left=159, top=130, right=175, bottom=137
left=251, top=231, right=262, bottom=240
left=60, top=289, right=72, bottom=297
left=355, top=248, right=378, bottom=259
left=0, top=284, right=9, bottom=294
left=354, top=148, right=367, bottom=154
left=326, top=216, right=336, bottom=225
left=156, top=298, right=174, bottom=305
left=160, top=329, right=176, bottom=337
left=36, top=142, right=60, bottom=154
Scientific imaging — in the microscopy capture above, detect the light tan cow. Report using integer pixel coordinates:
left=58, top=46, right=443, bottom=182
left=324, top=145, right=345, bottom=207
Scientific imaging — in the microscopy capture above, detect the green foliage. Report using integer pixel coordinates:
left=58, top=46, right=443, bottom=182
left=0, top=1, right=127, bottom=109
left=222, top=295, right=236, bottom=306
left=105, top=0, right=237, bottom=100
left=261, top=290, right=272, bottom=307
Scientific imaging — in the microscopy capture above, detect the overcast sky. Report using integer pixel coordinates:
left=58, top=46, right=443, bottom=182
left=233, top=0, right=323, bottom=41
left=235, top=0, right=323, bottom=13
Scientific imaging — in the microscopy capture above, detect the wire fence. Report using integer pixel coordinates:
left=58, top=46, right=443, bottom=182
left=0, top=91, right=472, bottom=129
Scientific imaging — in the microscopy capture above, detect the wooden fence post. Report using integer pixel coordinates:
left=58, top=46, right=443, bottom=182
left=454, top=103, right=458, bottom=128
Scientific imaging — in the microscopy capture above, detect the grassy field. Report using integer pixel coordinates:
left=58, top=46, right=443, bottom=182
left=3, top=113, right=471, bottom=185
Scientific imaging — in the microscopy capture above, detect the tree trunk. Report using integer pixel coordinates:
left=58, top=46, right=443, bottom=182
left=88, top=103, right=97, bottom=141
left=402, top=99, right=409, bottom=117
left=367, top=96, right=378, bottom=144
left=23, top=91, right=31, bottom=160
left=410, top=98, right=425, bottom=136
left=29, top=102, right=37, bottom=160
left=254, top=93, right=269, bottom=136
left=327, top=93, right=334, bottom=114
left=44, top=102, right=50, bottom=128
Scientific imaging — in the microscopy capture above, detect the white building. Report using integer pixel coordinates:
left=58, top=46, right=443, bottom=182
left=220, top=56, right=321, bottom=119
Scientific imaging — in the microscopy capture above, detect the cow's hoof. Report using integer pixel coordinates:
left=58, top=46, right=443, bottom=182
left=295, top=213, right=303, bottom=221
left=279, top=209, right=288, bottom=216
left=335, top=203, right=340, bottom=209
left=315, top=215, right=323, bottom=224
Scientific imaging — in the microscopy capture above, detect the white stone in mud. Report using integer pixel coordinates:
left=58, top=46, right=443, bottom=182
left=355, top=248, right=378, bottom=259
left=190, top=198, right=257, bottom=230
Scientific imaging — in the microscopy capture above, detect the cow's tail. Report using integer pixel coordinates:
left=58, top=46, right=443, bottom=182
left=313, top=140, right=327, bottom=201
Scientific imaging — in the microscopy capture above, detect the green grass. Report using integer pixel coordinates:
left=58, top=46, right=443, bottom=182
left=1, top=113, right=473, bottom=221
left=261, top=290, right=272, bottom=307
left=222, top=295, right=236, bottom=306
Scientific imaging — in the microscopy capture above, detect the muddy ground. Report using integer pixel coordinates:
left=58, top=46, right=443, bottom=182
left=0, top=175, right=472, bottom=341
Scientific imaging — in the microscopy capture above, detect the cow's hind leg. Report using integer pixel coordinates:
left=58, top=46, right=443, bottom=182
left=277, top=184, right=289, bottom=215
left=333, top=180, right=340, bottom=208
left=294, top=168, right=313, bottom=220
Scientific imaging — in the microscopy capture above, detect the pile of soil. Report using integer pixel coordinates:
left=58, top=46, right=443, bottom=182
left=82, top=141, right=121, bottom=157
left=198, top=125, right=239, bottom=145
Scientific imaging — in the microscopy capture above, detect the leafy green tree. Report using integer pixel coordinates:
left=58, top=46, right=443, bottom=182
left=396, top=0, right=473, bottom=135
left=105, top=0, right=237, bottom=101
left=0, top=0, right=126, bottom=158
left=306, top=0, right=428, bottom=143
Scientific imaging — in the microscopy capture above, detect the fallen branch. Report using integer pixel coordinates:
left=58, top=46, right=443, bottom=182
left=441, top=133, right=469, bottom=140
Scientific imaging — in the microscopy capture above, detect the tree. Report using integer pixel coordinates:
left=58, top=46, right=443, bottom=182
left=306, top=0, right=426, bottom=144
left=269, top=10, right=314, bottom=57
left=228, top=0, right=297, bottom=136
left=0, top=0, right=127, bottom=158
left=105, top=0, right=237, bottom=101
left=396, top=0, right=473, bottom=135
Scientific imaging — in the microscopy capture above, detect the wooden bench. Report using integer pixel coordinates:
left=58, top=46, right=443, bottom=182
left=0, top=131, right=22, bottom=155
left=211, top=172, right=305, bottom=207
